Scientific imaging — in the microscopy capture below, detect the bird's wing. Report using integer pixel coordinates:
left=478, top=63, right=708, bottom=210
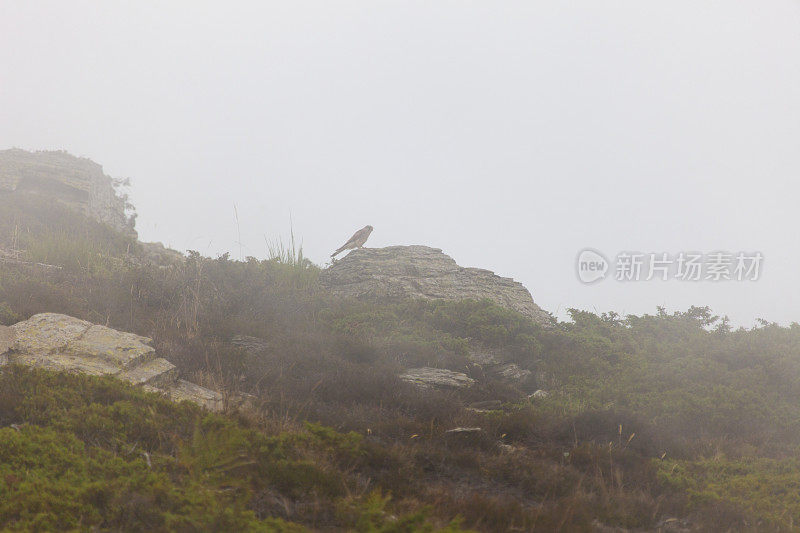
left=342, top=228, right=366, bottom=247
left=332, top=227, right=371, bottom=256
left=332, top=230, right=359, bottom=255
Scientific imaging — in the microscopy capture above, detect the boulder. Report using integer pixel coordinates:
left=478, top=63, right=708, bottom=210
left=467, top=351, right=532, bottom=384
left=399, top=367, right=475, bottom=389
left=495, top=363, right=532, bottom=382
left=3, top=313, right=223, bottom=411
left=12, top=313, right=91, bottom=354
left=320, top=246, right=549, bottom=323
left=64, top=324, right=155, bottom=368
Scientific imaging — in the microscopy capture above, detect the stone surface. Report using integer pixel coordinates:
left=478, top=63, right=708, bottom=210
left=319, top=245, right=549, bottom=323
left=65, top=324, right=155, bottom=368
left=467, top=350, right=532, bottom=384
left=12, top=313, right=91, bottom=354
left=163, top=380, right=224, bottom=411
left=399, top=367, right=475, bottom=389
left=9, top=351, right=120, bottom=376
left=0, top=149, right=135, bottom=235
left=495, top=363, right=532, bottom=382
left=117, top=358, right=177, bottom=387
left=0, top=325, right=14, bottom=355
left=4, top=312, right=223, bottom=411
left=444, top=427, right=483, bottom=435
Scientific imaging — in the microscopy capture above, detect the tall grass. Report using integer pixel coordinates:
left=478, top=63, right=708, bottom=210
left=265, top=226, right=319, bottom=291
left=265, top=222, right=305, bottom=266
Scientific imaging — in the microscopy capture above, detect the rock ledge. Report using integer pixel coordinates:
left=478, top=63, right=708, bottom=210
left=320, top=246, right=548, bottom=323
left=0, top=313, right=223, bottom=411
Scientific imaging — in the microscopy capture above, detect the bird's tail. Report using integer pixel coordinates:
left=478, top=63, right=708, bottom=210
left=331, top=246, right=345, bottom=258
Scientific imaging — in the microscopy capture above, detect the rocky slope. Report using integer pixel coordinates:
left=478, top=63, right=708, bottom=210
left=0, top=313, right=222, bottom=410
left=319, top=245, right=549, bottom=323
left=0, top=149, right=134, bottom=235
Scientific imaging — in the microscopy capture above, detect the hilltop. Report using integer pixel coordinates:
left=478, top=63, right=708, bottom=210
left=2, top=152, right=800, bottom=531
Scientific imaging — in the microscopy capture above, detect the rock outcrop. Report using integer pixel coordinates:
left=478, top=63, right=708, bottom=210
left=0, top=313, right=223, bottom=411
left=320, top=246, right=548, bottom=323
left=467, top=351, right=532, bottom=384
left=399, top=367, right=476, bottom=389
left=0, top=149, right=134, bottom=235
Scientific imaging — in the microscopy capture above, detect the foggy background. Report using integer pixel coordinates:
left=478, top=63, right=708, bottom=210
left=1, top=1, right=798, bottom=326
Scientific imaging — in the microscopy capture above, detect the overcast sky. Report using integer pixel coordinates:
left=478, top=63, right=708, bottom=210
left=2, top=1, right=799, bottom=326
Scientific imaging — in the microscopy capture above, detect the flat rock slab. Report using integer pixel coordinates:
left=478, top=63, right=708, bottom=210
left=12, top=313, right=91, bottom=354
left=162, top=380, right=224, bottom=412
left=65, top=324, right=154, bottom=369
left=10, top=352, right=120, bottom=376
left=118, top=358, right=177, bottom=387
left=399, top=367, right=475, bottom=389
left=445, top=427, right=483, bottom=435
left=6, top=312, right=224, bottom=412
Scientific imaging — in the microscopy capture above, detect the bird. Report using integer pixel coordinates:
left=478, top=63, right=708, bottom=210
left=331, top=225, right=373, bottom=258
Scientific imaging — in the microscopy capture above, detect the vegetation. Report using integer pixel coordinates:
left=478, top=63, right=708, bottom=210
left=2, top=194, right=800, bottom=530
left=0, top=367, right=460, bottom=531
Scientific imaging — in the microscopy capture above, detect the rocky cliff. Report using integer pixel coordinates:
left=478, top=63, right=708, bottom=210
left=319, top=245, right=549, bottom=323
left=0, top=149, right=134, bottom=235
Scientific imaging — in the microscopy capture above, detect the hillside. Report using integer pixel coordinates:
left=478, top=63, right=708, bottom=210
left=2, top=186, right=800, bottom=531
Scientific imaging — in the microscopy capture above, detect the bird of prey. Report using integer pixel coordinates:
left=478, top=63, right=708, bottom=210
left=331, top=225, right=373, bottom=258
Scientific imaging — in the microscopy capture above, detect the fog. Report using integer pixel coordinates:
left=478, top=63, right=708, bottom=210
left=2, top=1, right=799, bottom=326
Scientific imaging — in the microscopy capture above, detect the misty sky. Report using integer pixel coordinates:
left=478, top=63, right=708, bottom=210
left=2, top=1, right=799, bottom=326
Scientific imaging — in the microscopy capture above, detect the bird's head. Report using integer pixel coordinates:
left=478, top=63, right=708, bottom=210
left=365, top=225, right=374, bottom=232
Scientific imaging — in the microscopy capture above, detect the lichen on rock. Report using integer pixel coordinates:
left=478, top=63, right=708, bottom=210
left=1, top=313, right=222, bottom=411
